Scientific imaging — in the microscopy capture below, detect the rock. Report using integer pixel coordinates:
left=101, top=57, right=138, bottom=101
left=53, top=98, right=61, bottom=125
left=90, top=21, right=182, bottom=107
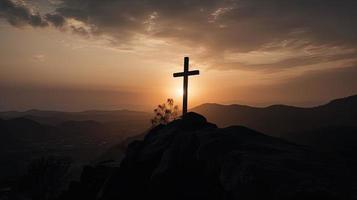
left=180, top=112, right=208, bottom=130
left=98, top=113, right=353, bottom=200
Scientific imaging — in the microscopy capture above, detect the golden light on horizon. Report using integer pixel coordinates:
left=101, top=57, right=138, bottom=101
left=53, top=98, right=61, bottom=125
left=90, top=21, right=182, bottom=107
left=1, top=0, right=357, bottom=112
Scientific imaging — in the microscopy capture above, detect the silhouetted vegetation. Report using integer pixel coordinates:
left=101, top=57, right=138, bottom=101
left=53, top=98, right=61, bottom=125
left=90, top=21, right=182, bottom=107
left=151, top=98, right=179, bottom=126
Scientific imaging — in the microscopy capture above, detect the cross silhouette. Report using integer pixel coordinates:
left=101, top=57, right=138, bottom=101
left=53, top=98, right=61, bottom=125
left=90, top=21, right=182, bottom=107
left=173, top=57, right=200, bottom=116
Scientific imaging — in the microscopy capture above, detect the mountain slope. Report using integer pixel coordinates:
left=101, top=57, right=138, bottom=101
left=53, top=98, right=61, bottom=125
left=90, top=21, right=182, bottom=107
left=0, top=117, right=147, bottom=180
left=60, top=113, right=355, bottom=200
left=192, top=95, right=357, bottom=137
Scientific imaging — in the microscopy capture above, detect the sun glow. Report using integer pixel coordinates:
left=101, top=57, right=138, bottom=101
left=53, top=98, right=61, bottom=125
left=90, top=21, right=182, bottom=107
left=176, top=87, right=184, bottom=97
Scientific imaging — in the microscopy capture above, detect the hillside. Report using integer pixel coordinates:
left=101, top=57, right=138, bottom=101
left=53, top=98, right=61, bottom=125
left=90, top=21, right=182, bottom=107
left=60, top=113, right=355, bottom=200
left=0, top=116, right=149, bottom=181
left=192, top=95, right=357, bottom=137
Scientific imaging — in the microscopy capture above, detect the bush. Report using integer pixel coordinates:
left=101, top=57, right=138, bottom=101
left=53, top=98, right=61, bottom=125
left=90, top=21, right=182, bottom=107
left=151, top=98, right=179, bottom=126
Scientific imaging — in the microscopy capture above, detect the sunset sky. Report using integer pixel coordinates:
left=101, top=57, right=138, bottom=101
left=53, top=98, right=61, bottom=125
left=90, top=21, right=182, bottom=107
left=1, top=0, right=357, bottom=111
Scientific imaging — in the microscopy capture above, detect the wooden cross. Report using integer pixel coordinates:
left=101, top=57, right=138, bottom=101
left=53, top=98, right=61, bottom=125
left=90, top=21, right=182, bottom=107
left=173, top=57, right=200, bottom=116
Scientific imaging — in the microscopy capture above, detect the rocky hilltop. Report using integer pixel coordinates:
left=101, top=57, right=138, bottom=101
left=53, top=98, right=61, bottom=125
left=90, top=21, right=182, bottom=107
left=62, top=113, right=355, bottom=200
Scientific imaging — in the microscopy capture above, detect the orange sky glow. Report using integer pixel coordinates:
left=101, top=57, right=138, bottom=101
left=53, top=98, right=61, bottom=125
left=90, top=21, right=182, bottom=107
left=1, top=0, right=357, bottom=111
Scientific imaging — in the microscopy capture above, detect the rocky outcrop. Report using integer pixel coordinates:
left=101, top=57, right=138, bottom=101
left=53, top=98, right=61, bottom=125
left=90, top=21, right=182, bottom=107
left=59, top=113, right=355, bottom=199
left=97, top=112, right=353, bottom=200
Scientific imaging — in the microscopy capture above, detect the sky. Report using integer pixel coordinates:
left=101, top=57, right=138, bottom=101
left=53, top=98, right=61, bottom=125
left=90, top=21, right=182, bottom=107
left=1, top=0, right=357, bottom=111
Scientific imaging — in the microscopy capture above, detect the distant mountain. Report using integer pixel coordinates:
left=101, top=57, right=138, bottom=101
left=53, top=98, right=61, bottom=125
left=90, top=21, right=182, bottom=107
left=0, top=116, right=149, bottom=181
left=0, top=109, right=151, bottom=125
left=192, top=95, right=357, bottom=137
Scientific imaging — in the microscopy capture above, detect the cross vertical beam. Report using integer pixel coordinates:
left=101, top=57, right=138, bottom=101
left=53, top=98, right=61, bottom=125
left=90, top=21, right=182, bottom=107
left=183, top=57, right=189, bottom=115
left=173, top=57, right=200, bottom=116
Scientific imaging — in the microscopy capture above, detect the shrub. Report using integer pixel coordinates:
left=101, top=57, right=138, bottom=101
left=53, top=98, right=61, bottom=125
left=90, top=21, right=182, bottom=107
left=151, top=98, right=179, bottom=126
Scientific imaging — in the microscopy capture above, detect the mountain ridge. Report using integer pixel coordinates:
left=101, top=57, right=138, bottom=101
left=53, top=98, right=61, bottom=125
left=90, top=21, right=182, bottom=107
left=191, top=94, right=357, bottom=137
left=194, top=94, right=357, bottom=110
left=2, top=94, right=357, bottom=117
left=1, top=94, right=356, bottom=140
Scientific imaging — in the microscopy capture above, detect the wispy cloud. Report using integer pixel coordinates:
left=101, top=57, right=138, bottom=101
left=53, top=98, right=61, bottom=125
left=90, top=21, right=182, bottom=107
left=1, top=0, right=357, bottom=72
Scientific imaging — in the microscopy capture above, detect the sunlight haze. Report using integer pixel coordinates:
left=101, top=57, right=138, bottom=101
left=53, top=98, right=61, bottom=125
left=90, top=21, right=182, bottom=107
left=1, top=0, right=357, bottom=111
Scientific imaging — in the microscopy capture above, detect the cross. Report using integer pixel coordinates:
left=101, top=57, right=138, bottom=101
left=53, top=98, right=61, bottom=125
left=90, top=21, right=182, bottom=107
left=173, top=57, right=200, bottom=116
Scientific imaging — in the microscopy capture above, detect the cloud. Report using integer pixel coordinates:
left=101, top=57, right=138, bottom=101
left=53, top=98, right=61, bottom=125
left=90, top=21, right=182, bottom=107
left=50, top=0, right=357, bottom=70
left=45, top=13, right=65, bottom=27
left=1, top=0, right=357, bottom=71
left=216, top=43, right=356, bottom=71
left=0, top=0, right=47, bottom=27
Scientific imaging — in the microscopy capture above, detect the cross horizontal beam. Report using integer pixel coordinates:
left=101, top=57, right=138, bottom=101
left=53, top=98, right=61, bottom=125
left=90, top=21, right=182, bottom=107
left=173, top=70, right=200, bottom=77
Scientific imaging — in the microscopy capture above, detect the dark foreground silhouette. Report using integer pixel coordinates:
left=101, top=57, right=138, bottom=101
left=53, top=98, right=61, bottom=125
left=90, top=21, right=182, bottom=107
left=60, top=113, right=355, bottom=200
